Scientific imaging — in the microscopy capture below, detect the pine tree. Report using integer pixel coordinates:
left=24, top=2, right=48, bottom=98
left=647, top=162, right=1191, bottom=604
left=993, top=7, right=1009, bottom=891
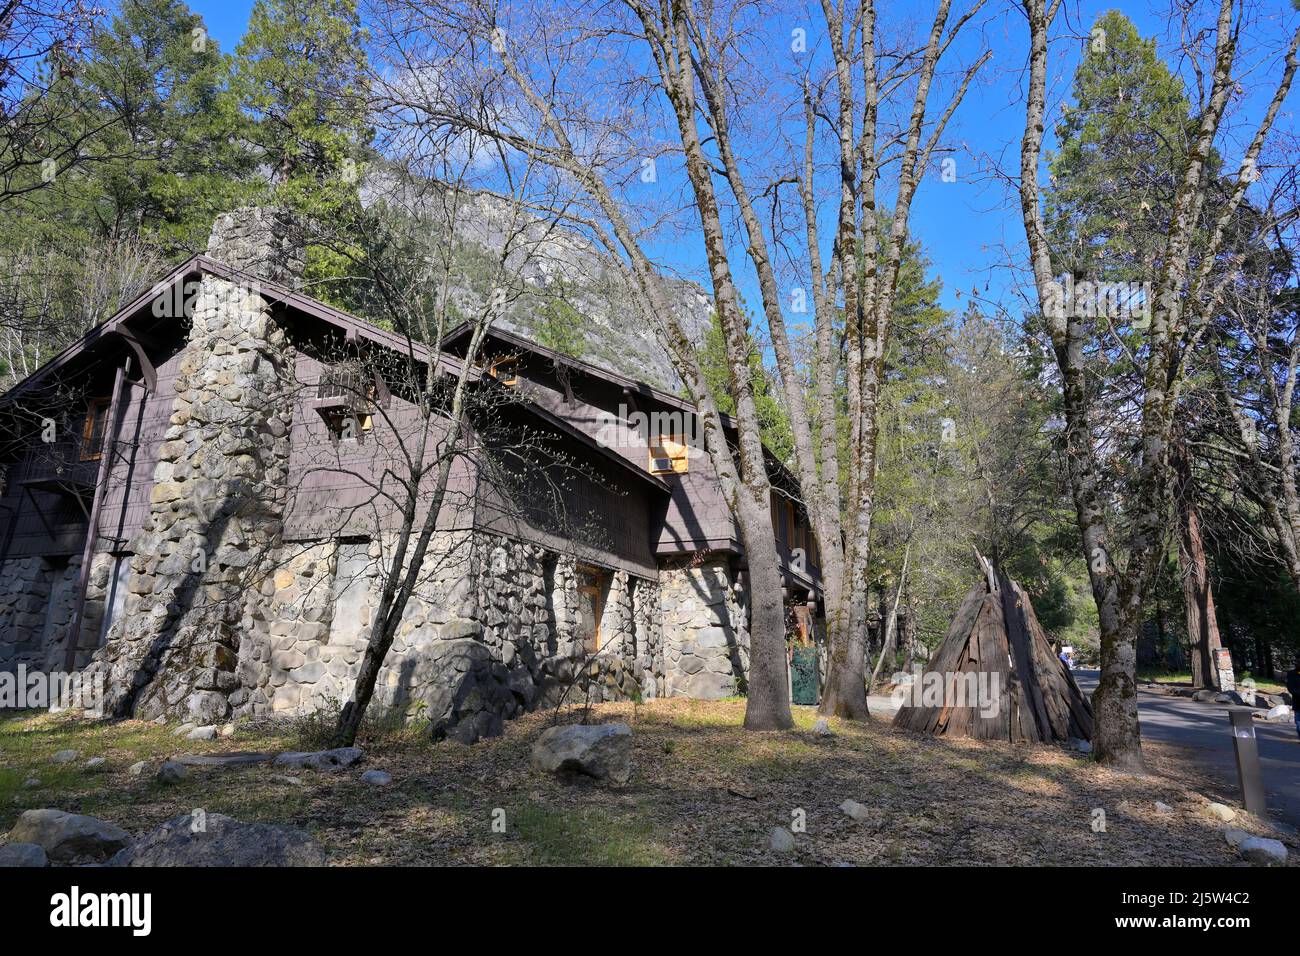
left=1046, top=9, right=1198, bottom=282
left=82, top=0, right=257, bottom=255
left=697, top=309, right=793, bottom=464
left=231, top=0, right=372, bottom=220
left=1, top=0, right=257, bottom=259
left=535, top=286, right=588, bottom=359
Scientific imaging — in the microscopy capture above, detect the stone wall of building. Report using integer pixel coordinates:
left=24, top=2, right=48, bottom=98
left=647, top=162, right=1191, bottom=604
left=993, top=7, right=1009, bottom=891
left=632, top=576, right=664, bottom=699
left=89, top=259, right=297, bottom=723
left=218, top=525, right=655, bottom=741
left=659, top=556, right=750, bottom=699
left=0, top=552, right=114, bottom=676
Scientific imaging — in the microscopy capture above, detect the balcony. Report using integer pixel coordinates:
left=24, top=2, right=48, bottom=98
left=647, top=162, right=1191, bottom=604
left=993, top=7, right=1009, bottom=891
left=8, top=438, right=97, bottom=509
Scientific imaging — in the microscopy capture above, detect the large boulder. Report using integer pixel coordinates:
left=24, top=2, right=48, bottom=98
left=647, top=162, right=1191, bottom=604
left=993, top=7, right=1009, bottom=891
left=9, top=809, right=131, bottom=863
left=416, top=641, right=524, bottom=745
left=530, top=723, right=632, bottom=783
left=109, top=813, right=325, bottom=867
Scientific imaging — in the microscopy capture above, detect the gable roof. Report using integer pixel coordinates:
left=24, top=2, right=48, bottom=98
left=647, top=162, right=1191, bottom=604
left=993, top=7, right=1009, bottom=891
left=439, top=321, right=740, bottom=431
left=0, top=255, right=669, bottom=494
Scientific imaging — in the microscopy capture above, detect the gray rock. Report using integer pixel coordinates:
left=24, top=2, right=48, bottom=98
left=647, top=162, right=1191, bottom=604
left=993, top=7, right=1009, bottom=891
left=1267, top=704, right=1293, bottom=721
left=50, top=749, right=80, bottom=764
left=156, top=761, right=188, bottom=785
left=812, top=718, right=833, bottom=737
left=174, top=752, right=273, bottom=768
left=531, top=723, right=632, bottom=784
left=219, top=724, right=236, bottom=738
left=1205, top=802, right=1237, bottom=823
left=84, top=757, right=107, bottom=773
left=444, top=710, right=504, bottom=745
left=839, top=799, right=871, bottom=822
left=1215, top=692, right=1245, bottom=705
left=108, top=812, right=325, bottom=867
left=770, top=827, right=795, bottom=853
left=22, top=777, right=40, bottom=789
left=1238, top=836, right=1287, bottom=866
left=128, top=761, right=149, bottom=777
left=271, top=775, right=303, bottom=786
left=8, top=809, right=131, bottom=863
left=273, top=747, right=364, bottom=770
left=1193, top=689, right=1218, bottom=702
left=171, top=722, right=197, bottom=737
left=1223, top=828, right=1251, bottom=849
left=186, top=725, right=217, bottom=741
left=361, top=770, right=392, bottom=786
left=1071, top=738, right=1092, bottom=754
left=0, top=842, right=48, bottom=867
left=185, top=690, right=230, bottom=726
left=1154, top=801, right=1173, bottom=814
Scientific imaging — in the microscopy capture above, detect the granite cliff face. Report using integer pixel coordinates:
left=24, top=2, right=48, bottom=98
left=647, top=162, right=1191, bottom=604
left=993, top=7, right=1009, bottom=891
left=364, top=178, right=713, bottom=391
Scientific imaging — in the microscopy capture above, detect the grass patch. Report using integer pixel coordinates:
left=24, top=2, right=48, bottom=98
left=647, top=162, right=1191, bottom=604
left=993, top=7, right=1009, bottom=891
left=1139, top=668, right=1287, bottom=695
left=506, top=802, right=669, bottom=866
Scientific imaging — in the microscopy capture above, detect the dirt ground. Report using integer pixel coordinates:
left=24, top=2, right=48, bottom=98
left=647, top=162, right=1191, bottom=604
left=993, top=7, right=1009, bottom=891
left=1, top=698, right=1291, bottom=865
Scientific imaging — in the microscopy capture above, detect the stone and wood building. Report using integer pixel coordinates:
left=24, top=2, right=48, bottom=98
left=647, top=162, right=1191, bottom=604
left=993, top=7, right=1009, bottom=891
left=0, top=210, right=823, bottom=740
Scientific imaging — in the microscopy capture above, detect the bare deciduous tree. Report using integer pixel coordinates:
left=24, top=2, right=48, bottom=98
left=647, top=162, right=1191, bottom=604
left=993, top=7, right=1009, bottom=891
left=1016, top=0, right=1300, bottom=768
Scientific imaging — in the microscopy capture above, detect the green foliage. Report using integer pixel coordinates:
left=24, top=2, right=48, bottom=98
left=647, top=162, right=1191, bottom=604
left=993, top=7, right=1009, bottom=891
left=1, top=0, right=258, bottom=259
left=230, top=0, right=374, bottom=296
left=696, top=309, right=793, bottom=462
left=535, top=287, right=588, bottom=358
left=231, top=0, right=372, bottom=220
left=1046, top=9, right=1197, bottom=281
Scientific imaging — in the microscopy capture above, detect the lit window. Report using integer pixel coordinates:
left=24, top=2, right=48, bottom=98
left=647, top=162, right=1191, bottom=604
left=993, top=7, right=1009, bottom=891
left=488, top=357, right=519, bottom=386
left=648, top=435, right=689, bottom=474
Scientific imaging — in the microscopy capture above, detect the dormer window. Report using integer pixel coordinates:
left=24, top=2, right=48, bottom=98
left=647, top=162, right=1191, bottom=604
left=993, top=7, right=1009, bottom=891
left=324, top=410, right=372, bottom=441
left=649, top=435, right=689, bottom=474
left=488, top=356, right=519, bottom=386
left=314, top=363, right=376, bottom=443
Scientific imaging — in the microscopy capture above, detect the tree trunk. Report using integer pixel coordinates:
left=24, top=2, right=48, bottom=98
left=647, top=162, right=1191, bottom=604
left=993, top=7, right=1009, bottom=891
left=1175, top=443, right=1222, bottom=690
left=1091, top=610, right=1145, bottom=771
left=870, top=540, right=911, bottom=688
left=900, top=597, right=917, bottom=671
left=736, top=494, right=793, bottom=730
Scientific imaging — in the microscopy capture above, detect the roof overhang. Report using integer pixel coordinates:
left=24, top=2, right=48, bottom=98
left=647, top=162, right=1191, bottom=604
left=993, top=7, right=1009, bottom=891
left=0, top=256, right=668, bottom=493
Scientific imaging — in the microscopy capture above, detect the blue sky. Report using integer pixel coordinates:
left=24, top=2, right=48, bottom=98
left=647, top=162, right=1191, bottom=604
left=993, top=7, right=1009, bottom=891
left=188, top=0, right=1298, bottom=327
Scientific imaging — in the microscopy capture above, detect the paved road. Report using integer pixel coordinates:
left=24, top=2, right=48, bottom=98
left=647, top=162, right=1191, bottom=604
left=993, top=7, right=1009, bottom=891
left=1073, top=670, right=1300, bottom=830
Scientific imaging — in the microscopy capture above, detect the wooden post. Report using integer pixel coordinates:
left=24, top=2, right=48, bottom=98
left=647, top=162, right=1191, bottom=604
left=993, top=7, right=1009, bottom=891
left=64, top=357, right=129, bottom=672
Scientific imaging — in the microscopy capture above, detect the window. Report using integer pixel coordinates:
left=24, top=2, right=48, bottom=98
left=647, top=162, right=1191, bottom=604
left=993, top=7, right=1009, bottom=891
left=488, top=356, right=519, bottom=386
left=575, top=565, right=606, bottom=654
left=324, top=410, right=372, bottom=442
left=648, top=435, right=689, bottom=474
left=81, top=398, right=110, bottom=461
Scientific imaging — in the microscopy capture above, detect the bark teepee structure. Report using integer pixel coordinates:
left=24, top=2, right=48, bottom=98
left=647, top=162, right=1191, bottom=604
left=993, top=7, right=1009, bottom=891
left=893, top=553, right=1092, bottom=743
